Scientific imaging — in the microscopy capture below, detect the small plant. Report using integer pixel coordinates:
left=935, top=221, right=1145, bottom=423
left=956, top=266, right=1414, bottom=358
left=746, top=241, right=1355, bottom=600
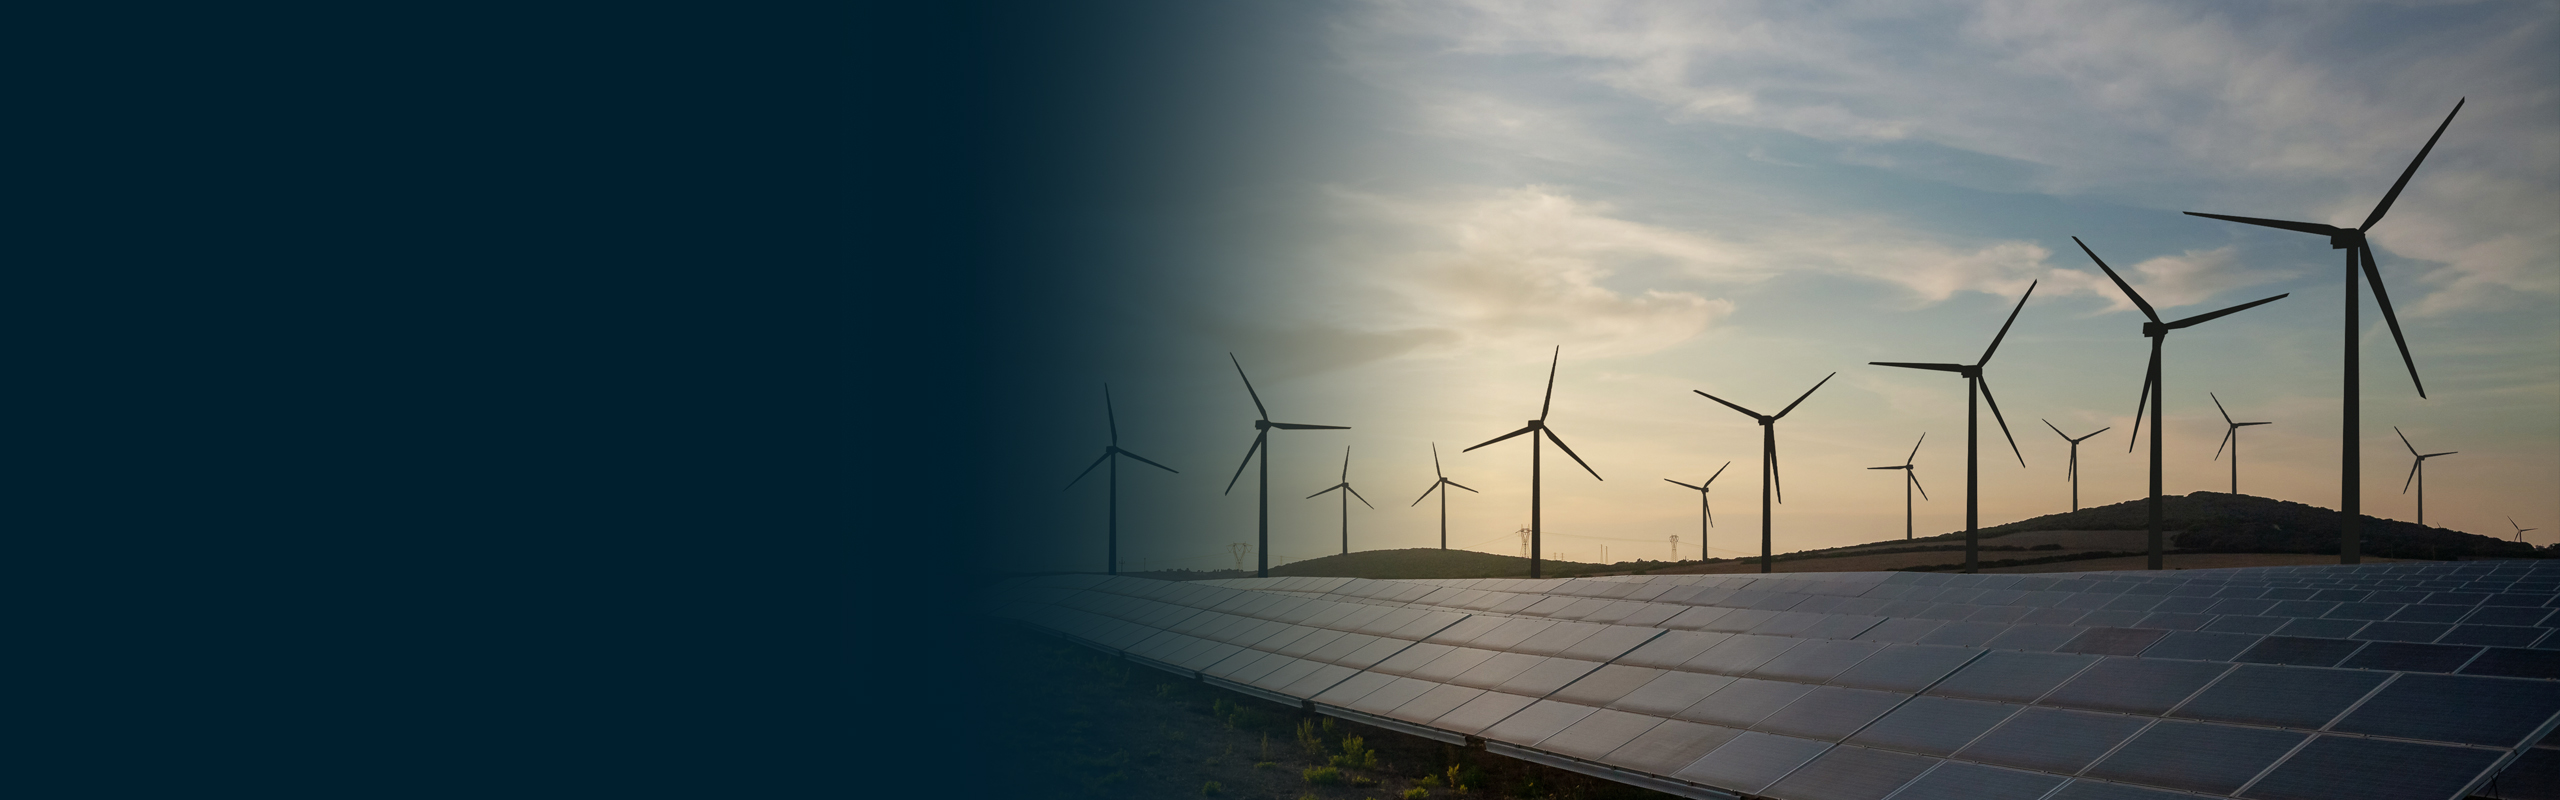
left=1304, top=766, right=1344, bottom=785
left=1157, top=683, right=1176, bottom=698
left=1296, top=718, right=1327, bottom=756
left=1350, top=774, right=1378, bottom=787
left=1200, top=780, right=1224, bottom=797
left=1262, top=732, right=1271, bottom=761
left=1331, top=735, right=1380, bottom=770
left=1403, top=788, right=1431, bottom=800
left=1417, top=775, right=1443, bottom=788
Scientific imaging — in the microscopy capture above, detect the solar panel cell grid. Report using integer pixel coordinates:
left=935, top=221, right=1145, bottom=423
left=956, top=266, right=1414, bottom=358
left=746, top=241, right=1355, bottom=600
left=1757, top=744, right=1936, bottom=800
left=1846, top=695, right=2020, bottom=756
left=1671, top=731, right=1833, bottom=795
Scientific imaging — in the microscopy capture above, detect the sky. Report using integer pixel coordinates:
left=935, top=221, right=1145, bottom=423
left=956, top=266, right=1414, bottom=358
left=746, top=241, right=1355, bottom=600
left=986, top=0, right=2560, bottom=574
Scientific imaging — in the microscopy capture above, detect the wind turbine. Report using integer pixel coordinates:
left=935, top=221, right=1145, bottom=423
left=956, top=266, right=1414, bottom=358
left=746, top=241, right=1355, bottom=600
left=2511, top=517, right=2539, bottom=544
left=1065, top=385, right=1178, bottom=576
left=2396, top=427, right=2455, bottom=525
left=1870, top=282, right=2036, bottom=574
left=2077, top=237, right=2289, bottom=570
left=1865, top=434, right=1928, bottom=541
left=1409, top=443, right=1478, bottom=550
left=1695, top=372, right=1835, bottom=574
left=2041, top=419, right=2110, bottom=512
left=1306, top=446, right=1374, bottom=556
left=1463, top=347, right=1602, bottom=579
left=1223, top=354, right=1350, bottom=578
left=2211, top=393, right=2273, bottom=495
left=2184, top=99, right=2461, bottom=564
left=1663, top=461, right=1731, bottom=562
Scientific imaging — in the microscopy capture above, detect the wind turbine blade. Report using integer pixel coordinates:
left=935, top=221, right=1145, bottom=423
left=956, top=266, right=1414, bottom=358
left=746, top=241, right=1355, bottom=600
left=2073, top=237, right=2163, bottom=324
left=2404, top=459, right=2420, bottom=493
left=1870, top=362, right=1969, bottom=373
left=2425, top=451, right=2457, bottom=458
left=1540, top=345, right=1559, bottom=421
left=1544, top=428, right=1603, bottom=480
left=2045, top=418, right=2069, bottom=441
left=1118, top=448, right=1179, bottom=474
left=1867, top=466, right=1905, bottom=470
left=1411, top=481, right=1441, bottom=507
left=1907, top=432, right=1926, bottom=465
left=1270, top=422, right=1352, bottom=430
left=1432, top=442, right=1444, bottom=479
left=1229, top=353, right=1267, bottom=420
left=2239, top=421, right=2273, bottom=427
left=1341, top=446, right=1350, bottom=481
left=1446, top=480, right=1479, bottom=493
left=2363, top=98, right=2464, bottom=232
left=1465, top=425, right=1537, bottom=452
left=2129, top=358, right=2157, bottom=452
left=1693, top=390, right=1768, bottom=420
left=2396, top=427, right=2420, bottom=457
left=1095, top=384, right=1116, bottom=446
left=1979, top=281, right=2037, bottom=365
left=1768, top=434, right=1784, bottom=504
left=2165, top=293, right=2290, bottom=330
left=2215, top=426, right=2234, bottom=460
left=1066, top=450, right=1112, bottom=490
left=2212, top=393, right=2234, bottom=426
left=2181, top=212, right=2343, bottom=237
left=1976, top=375, right=2026, bottom=467
left=1224, top=432, right=1264, bottom=495
left=1705, top=460, right=1732, bottom=486
left=2068, top=450, right=2077, bottom=483
left=1347, top=485, right=1374, bottom=509
left=1307, top=484, right=1344, bottom=500
left=1665, top=479, right=1704, bottom=490
left=2082, top=426, right=2111, bottom=441
left=1909, top=470, right=1928, bottom=501
left=1705, top=496, right=1714, bottom=527
left=1776, top=372, right=1836, bottom=419
left=2360, top=246, right=2427, bottom=398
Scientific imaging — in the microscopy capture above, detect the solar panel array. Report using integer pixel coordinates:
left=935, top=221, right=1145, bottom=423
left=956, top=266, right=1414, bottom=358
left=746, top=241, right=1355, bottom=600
left=992, top=560, right=2560, bottom=800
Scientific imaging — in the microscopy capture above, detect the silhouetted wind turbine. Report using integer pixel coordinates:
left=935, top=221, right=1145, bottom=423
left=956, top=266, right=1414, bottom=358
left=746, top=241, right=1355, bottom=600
left=1663, top=461, right=1731, bottom=561
left=1871, top=282, right=2036, bottom=574
left=2041, top=419, right=2110, bottom=512
left=2185, top=99, right=2461, bottom=564
left=1223, top=354, right=1350, bottom=578
left=1306, top=446, right=1374, bottom=556
left=1066, top=385, right=1178, bottom=576
left=1410, top=443, right=1478, bottom=550
left=2396, top=427, right=2455, bottom=526
left=2210, top=393, right=2273, bottom=495
left=2511, top=517, right=2539, bottom=544
left=1696, top=372, right=1834, bottom=574
left=1464, top=347, right=1602, bottom=579
left=2077, top=237, right=2289, bottom=570
left=1866, top=434, right=1928, bottom=541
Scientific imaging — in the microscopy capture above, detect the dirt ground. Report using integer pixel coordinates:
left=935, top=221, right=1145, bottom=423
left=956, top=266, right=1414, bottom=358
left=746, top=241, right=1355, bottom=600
left=992, top=625, right=1679, bottom=800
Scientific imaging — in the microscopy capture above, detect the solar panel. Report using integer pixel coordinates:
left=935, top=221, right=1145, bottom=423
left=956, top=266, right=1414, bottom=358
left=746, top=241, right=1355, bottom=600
left=1496, top=657, right=1604, bottom=696
left=1534, top=707, right=1663, bottom=761
left=1672, top=731, right=1832, bottom=795
left=2232, top=635, right=2366, bottom=667
left=1676, top=677, right=1817, bottom=728
left=1751, top=639, right=1884, bottom=683
left=1885, top=762, right=2063, bottom=800
left=1757, top=744, right=1935, bottom=800
left=2058, top=626, right=2169, bottom=656
left=1600, top=718, right=1744, bottom=774
left=1430, top=690, right=1539, bottom=735
left=1829, top=644, right=1981, bottom=692
left=2239, top=735, right=2503, bottom=800
left=1750, top=685, right=1907, bottom=742
left=1385, top=683, right=1484, bottom=725
left=2338, top=641, right=2477, bottom=673
left=1953, top=706, right=2149, bottom=774
left=1926, top=651, right=2097, bottom=703
left=1615, top=629, right=1730, bottom=668
left=1846, top=695, right=2020, bottom=756
left=2464, top=647, right=2560, bottom=680
left=2141, top=630, right=2264, bottom=660
left=2042, top=779, right=2201, bottom=799
left=2329, top=673, right=2560, bottom=747
left=1482, top=699, right=1599, bottom=746
left=1548, top=663, right=1667, bottom=707
left=2082, top=719, right=2306, bottom=795
left=2041, top=657, right=2229, bottom=715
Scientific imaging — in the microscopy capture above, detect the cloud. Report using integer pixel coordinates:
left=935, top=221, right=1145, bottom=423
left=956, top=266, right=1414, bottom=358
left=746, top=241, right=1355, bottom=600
left=1333, top=0, right=2560, bottom=313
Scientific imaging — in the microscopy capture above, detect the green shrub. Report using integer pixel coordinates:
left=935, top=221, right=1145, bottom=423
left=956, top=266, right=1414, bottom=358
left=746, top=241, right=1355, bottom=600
left=1331, top=735, right=1380, bottom=770
left=1200, top=780, right=1224, bottom=797
left=1404, top=788, right=1431, bottom=800
left=1417, top=775, right=1443, bottom=788
left=1296, top=718, right=1326, bottom=756
left=1303, top=766, right=1343, bottom=785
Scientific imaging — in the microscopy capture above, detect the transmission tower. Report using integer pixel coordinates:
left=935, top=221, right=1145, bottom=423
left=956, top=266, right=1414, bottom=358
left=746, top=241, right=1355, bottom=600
left=1228, top=543, right=1250, bottom=571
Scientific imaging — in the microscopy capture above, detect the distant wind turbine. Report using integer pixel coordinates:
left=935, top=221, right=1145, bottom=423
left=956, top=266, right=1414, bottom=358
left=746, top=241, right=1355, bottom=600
left=1463, top=347, right=1602, bottom=579
left=2211, top=393, right=2273, bottom=495
left=2396, top=427, right=2456, bottom=525
left=2041, top=420, right=2110, bottom=512
left=1696, top=372, right=1835, bottom=574
left=2512, top=517, right=2539, bottom=544
left=1223, top=354, right=1350, bottom=578
left=2185, top=99, right=2461, bottom=564
left=1866, top=434, right=1928, bottom=541
left=1871, top=282, right=2036, bottom=574
left=1305, top=446, right=1374, bottom=556
left=1409, top=443, right=1478, bottom=550
left=1663, top=461, right=1731, bottom=561
left=1065, top=385, right=1178, bottom=576
left=2076, top=237, right=2288, bottom=570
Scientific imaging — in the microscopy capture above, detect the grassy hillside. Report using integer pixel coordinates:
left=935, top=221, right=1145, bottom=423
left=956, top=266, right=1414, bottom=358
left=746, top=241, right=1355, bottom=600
left=1919, top=491, right=2544, bottom=561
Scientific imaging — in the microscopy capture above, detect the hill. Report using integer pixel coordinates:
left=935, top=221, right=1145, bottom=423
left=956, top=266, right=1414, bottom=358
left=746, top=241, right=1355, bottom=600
left=1900, top=491, right=2544, bottom=561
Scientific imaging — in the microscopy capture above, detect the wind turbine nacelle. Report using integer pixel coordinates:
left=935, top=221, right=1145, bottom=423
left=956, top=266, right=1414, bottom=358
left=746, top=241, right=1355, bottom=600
left=1527, top=420, right=1543, bottom=429
left=1254, top=420, right=1271, bottom=430
left=2331, top=229, right=2364, bottom=250
left=2142, top=321, right=2166, bottom=337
